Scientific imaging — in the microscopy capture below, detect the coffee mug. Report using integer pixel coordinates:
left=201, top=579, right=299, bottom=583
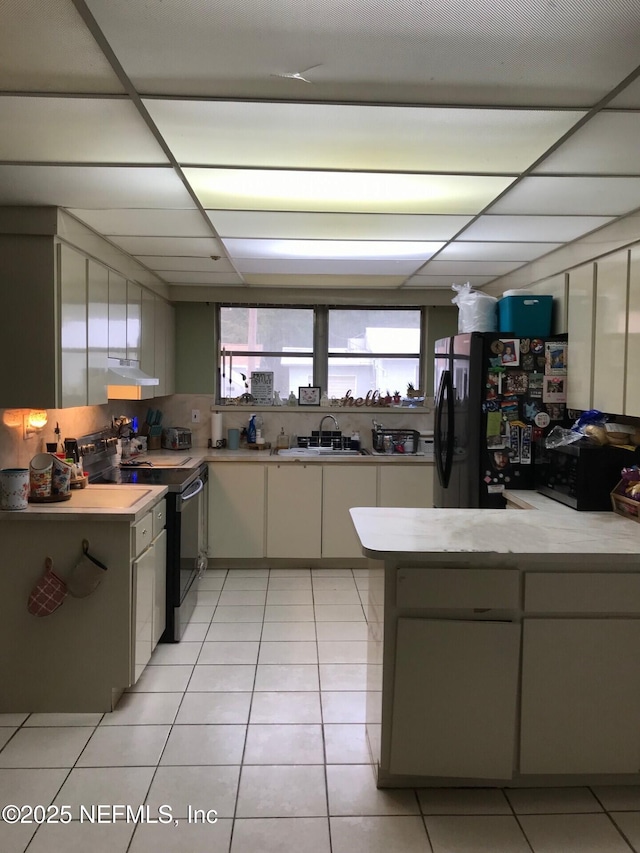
left=0, top=468, right=30, bottom=510
left=227, top=428, right=240, bottom=450
left=30, top=453, right=53, bottom=497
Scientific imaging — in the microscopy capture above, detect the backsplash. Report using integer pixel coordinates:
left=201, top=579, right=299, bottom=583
left=0, top=395, right=434, bottom=470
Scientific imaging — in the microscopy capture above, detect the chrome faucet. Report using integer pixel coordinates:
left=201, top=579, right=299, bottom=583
left=318, top=414, right=339, bottom=444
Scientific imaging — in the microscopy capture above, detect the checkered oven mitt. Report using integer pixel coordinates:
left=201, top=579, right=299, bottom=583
left=27, top=557, right=68, bottom=616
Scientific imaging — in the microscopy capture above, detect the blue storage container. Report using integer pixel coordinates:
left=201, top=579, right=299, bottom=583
left=497, top=294, right=552, bottom=337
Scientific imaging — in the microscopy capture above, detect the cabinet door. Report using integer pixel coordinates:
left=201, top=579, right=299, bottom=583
left=165, top=302, right=176, bottom=395
left=152, top=528, right=167, bottom=648
left=267, top=465, right=322, bottom=558
left=87, top=259, right=108, bottom=405
left=322, top=465, right=377, bottom=558
left=626, top=247, right=640, bottom=416
left=208, top=464, right=266, bottom=559
left=389, top=618, right=520, bottom=779
left=58, top=243, right=88, bottom=408
left=108, top=271, right=127, bottom=360
left=379, top=465, right=433, bottom=508
left=132, top=544, right=155, bottom=682
left=153, top=299, right=175, bottom=397
left=140, top=288, right=156, bottom=401
left=520, top=618, right=640, bottom=775
left=126, top=281, right=142, bottom=362
left=593, top=251, right=629, bottom=415
left=566, top=262, right=595, bottom=410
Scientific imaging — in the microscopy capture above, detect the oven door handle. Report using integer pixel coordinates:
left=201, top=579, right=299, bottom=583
left=181, top=477, right=204, bottom=502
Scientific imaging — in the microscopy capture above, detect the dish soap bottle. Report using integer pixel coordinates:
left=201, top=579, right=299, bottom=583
left=247, top=414, right=257, bottom=444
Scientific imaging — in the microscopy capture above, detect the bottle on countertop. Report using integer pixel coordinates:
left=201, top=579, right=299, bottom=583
left=247, top=414, right=257, bottom=444
left=350, top=431, right=361, bottom=451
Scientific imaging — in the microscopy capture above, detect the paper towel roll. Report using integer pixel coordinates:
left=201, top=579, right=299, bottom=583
left=211, top=412, right=224, bottom=446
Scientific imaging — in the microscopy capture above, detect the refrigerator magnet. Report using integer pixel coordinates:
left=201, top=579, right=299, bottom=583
left=545, top=341, right=567, bottom=375
left=543, top=376, right=567, bottom=403
left=521, top=353, right=534, bottom=371
left=491, top=340, right=505, bottom=355
left=534, top=411, right=551, bottom=428
left=523, top=400, right=543, bottom=422
left=546, top=403, right=566, bottom=421
left=500, top=339, right=520, bottom=366
left=530, top=338, right=544, bottom=354
left=528, top=374, right=544, bottom=398
left=505, top=371, right=528, bottom=395
left=520, top=425, right=533, bottom=465
left=520, top=338, right=531, bottom=354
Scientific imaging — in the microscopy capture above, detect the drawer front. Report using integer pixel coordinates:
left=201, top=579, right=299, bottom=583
left=397, top=568, right=520, bottom=611
left=525, top=572, right=640, bottom=614
left=132, top=510, right=153, bottom=558
left=152, top=499, right=167, bottom=538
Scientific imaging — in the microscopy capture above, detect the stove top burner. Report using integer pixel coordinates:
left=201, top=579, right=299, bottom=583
left=120, top=460, right=154, bottom=467
left=91, top=466, right=202, bottom=491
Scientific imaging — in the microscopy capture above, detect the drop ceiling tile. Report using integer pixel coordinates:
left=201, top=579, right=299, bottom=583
left=2, top=0, right=125, bottom=93
left=145, top=100, right=583, bottom=172
left=68, top=209, right=212, bottom=237
left=221, top=238, right=443, bottom=260
left=0, top=165, right=194, bottom=208
left=0, top=97, right=167, bottom=163
left=534, top=113, right=640, bottom=175
left=234, top=259, right=424, bottom=275
left=207, top=211, right=473, bottom=241
left=243, top=274, right=405, bottom=288
left=404, top=274, right=496, bottom=288
left=436, top=241, right=562, bottom=261
left=109, top=236, right=225, bottom=256
left=86, top=0, right=640, bottom=106
left=421, top=260, right=525, bottom=276
left=156, top=271, right=244, bottom=285
left=462, top=215, right=614, bottom=242
left=492, top=176, right=640, bottom=215
left=136, top=255, right=232, bottom=272
left=187, top=169, right=515, bottom=214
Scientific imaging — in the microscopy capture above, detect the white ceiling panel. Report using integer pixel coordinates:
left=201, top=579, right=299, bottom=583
left=1, top=0, right=124, bottom=93
left=608, top=78, right=640, bottom=108
left=207, top=211, right=474, bottom=241
left=462, top=215, right=615, bottom=243
left=109, top=236, right=225, bottom=256
left=68, top=209, right=212, bottom=237
left=221, top=238, right=443, bottom=261
left=87, top=0, right=640, bottom=106
left=534, top=113, right=640, bottom=175
left=435, top=241, right=562, bottom=261
left=0, top=97, right=167, bottom=163
left=404, top=274, right=497, bottom=288
left=135, top=256, right=234, bottom=272
left=490, top=176, right=640, bottom=216
left=0, top=165, right=195, bottom=208
left=187, top=169, right=515, bottom=214
left=234, top=259, right=424, bottom=275
left=156, top=271, right=244, bottom=285
left=243, top=274, right=405, bottom=288
left=145, top=100, right=584, bottom=172
left=421, top=260, right=525, bottom=276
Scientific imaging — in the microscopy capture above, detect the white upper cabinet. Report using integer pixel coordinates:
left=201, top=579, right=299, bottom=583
left=140, top=287, right=156, bottom=400
left=593, top=250, right=629, bottom=415
left=566, top=262, right=596, bottom=411
left=108, top=271, right=127, bottom=360
left=625, top=247, right=640, bottom=417
left=58, top=243, right=88, bottom=408
left=87, top=259, right=108, bottom=406
left=126, top=280, right=142, bottom=362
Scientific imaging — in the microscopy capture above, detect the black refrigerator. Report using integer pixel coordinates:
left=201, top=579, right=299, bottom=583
left=433, top=332, right=568, bottom=508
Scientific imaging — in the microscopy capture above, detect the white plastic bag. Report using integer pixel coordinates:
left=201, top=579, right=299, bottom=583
left=451, top=282, right=498, bottom=333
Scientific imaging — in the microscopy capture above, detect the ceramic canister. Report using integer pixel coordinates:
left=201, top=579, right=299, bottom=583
left=29, top=452, right=53, bottom=497
left=51, top=456, right=73, bottom=495
left=0, top=468, right=30, bottom=510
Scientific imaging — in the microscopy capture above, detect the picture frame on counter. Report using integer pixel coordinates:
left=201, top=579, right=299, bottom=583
left=298, top=385, right=321, bottom=406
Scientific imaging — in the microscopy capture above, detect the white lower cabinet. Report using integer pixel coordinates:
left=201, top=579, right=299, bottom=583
left=389, top=617, right=520, bottom=779
left=132, top=543, right=155, bottom=682
left=131, top=502, right=166, bottom=682
left=520, top=618, right=640, bottom=775
left=267, top=465, right=322, bottom=558
left=322, top=465, right=377, bottom=558
left=208, top=463, right=266, bottom=559
left=152, top=528, right=167, bottom=647
left=379, top=465, right=433, bottom=508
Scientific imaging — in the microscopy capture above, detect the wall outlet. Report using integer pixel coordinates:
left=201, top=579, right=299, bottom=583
left=191, top=409, right=201, bottom=424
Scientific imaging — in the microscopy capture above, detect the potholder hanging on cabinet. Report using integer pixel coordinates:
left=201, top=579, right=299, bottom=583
left=27, top=557, right=68, bottom=616
left=66, top=540, right=108, bottom=598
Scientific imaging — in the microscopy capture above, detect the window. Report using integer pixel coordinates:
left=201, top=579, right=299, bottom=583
left=218, top=305, right=423, bottom=402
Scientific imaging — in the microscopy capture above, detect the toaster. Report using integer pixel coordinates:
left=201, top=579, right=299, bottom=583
left=162, top=427, right=192, bottom=450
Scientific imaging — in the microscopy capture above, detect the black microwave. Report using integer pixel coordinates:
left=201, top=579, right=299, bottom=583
left=536, top=442, right=637, bottom=511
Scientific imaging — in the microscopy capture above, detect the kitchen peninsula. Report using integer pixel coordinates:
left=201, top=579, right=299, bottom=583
left=351, top=506, right=640, bottom=788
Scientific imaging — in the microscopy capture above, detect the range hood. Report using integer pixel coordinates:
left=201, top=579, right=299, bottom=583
left=107, top=358, right=159, bottom=400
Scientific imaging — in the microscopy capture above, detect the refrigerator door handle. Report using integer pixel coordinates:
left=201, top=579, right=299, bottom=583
left=435, top=369, right=455, bottom=489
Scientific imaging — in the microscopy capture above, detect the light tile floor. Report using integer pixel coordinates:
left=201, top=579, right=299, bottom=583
left=1, top=568, right=640, bottom=852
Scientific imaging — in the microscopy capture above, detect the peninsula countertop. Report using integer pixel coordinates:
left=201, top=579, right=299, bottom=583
left=350, top=505, right=640, bottom=561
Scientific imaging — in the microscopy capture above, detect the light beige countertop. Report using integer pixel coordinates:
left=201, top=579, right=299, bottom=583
left=350, top=504, right=640, bottom=561
left=0, top=485, right=168, bottom=522
left=201, top=448, right=433, bottom=463
left=503, top=489, right=579, bottom=512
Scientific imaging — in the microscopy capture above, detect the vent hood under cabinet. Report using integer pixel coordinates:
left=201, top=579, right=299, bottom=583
left=107, top=358, right=159, bottom=401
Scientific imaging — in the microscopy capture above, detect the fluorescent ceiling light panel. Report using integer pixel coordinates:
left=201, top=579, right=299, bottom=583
left=234, top=259, right=424, bottom=275
left=243, top=274, right=405, bottom=288
left=185, top=168, right=515, bottom=214
left=221, top=238, right=444, bottom=260
left=436, top=241, right=562, bottom=261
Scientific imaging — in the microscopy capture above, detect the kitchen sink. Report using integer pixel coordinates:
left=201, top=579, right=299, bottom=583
left=274, top=448, right=368, bottom=457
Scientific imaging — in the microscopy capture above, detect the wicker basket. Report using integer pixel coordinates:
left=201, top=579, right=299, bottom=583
left=610, top=479, right=640, bottom=521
